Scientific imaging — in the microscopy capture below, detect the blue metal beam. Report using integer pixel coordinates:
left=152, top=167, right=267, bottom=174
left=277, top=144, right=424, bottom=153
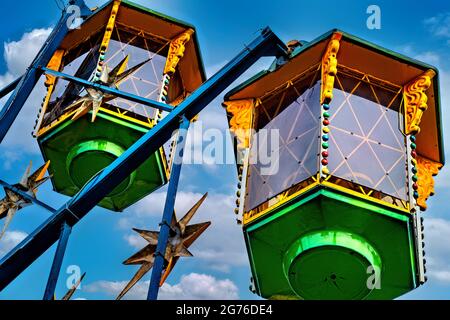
left=0, top=27, right=288, bottom=291
left=148, top=116, right=190, bottom=300
left=0, top=179, right=57, bottom=214
left=0, top=0, right=93, bottom=144
left=43, top=222, right=72, bottom=300
left=41, top=68, right=174, bottom=113
left=0, top=77, right=22, bottom=100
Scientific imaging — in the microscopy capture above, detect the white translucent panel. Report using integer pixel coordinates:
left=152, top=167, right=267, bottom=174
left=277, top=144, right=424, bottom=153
left=245, top=81, right=321, bottom=211
left=105, top=36, right=166, bottom=120
left=328, top=76, right=408, bottom=200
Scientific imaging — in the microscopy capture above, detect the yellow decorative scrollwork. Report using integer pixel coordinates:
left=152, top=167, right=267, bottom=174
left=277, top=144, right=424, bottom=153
left=222, top=99, right=254, bottom=149
left=403, top=69, right=436, bottom=135
left=416, top=155, right=442, bottom=210
left=321, top=32, right=342, bottom=105
left=164, top=29, right=194, bottom=75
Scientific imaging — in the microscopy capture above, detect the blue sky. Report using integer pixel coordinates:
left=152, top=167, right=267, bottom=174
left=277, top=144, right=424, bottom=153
left=0, top=0, right=450, bottom=300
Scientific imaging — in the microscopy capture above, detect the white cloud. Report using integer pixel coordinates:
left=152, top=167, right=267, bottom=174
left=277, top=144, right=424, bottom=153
left=430, top=270, right=450, bottom=283
left=0, top=150, right=21, bottom=170
left=0, top=28, right=52, bottom=154
left=122, top=191, right=249, bottom=272
left=424, top=13, right=450, bottom=39
left=84, top=273, right=239, bottom=300
left=3, top=28, right=53, bottom=77
left=0, top=230, right=27, bottom=257
left=124, top=233, right=146, bottom=249
left=423, top=218, right=450, bottom=284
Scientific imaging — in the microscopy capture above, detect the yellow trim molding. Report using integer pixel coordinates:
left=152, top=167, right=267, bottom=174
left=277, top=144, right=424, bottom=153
left=100, top=0, right=121, bottom=53
left=403, top=69, right=436, bottom=135
left=243, top=180, right=411, bottom=226
left=321, top=32, right=342, bottom=105
left=164, top=29, right=194, bottom=75
left=223, top=99, right=255, bottom=149
left=243, top=182, right=320, bottom=225
left=416, top=155, right=442, bottom=210
left=34, top=50, right=65, bottom=136
left=45, top=50, right=65, bottom=87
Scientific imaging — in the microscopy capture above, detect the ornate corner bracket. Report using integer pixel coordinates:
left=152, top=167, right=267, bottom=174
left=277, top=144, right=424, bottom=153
left=164, top=29, right=195, bottom=75
left=321, top=32, right=342, bottom=105
left=403, top=69, right=436, bottom=135
left=416, top=155, right=442, bottom=210
left=222, top=99, right=255, bottom=149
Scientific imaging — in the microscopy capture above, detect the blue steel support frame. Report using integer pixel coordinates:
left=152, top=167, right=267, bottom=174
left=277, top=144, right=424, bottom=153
left=0, top=27, right=288, bottom=292
left=0, top=77, right=22, bottom=100
left=43, top=222, right=72, bottom=300
left=0, top=180, right=57, bottom=213
left=148, top=116, right=190, bottom=300
left=0, top=0, right=92, bottom=144
left=40, top=68, right=174, bottom=113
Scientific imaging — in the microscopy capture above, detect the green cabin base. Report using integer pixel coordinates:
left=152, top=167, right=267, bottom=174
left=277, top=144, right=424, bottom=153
left=38, top=110, right=168, bottom=212
left=244, top=186, right=419, bottom=300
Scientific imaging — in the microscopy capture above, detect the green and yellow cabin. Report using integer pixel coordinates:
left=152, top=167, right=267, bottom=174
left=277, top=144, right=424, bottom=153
left=223, top=30, right=444, bottom=300
left=34, top=0, right=205, bottom=211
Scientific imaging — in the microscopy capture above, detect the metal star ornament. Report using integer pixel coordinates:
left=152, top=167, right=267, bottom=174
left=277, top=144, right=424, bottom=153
left=67, top=55, right=150, bottom=122
left=61, top=272, right=86, bottom=301
left=0, top=161, right=51, bottom=239
left=116, top=193, right=210, bottom=300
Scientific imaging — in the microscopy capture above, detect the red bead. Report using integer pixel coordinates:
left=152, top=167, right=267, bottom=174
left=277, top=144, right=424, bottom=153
left=323, top=120, right=330, bottom=126
left=413, top=183, right=419, bottom=190
left=322, top=151, right=329, bottom=158
left=322, top=159, right=329, bottom=166
left=411, top=150, right=417, bottom=158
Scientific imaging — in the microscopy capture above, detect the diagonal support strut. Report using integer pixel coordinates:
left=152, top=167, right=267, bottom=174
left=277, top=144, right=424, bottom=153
left=0, top=27, right=288, bottom=291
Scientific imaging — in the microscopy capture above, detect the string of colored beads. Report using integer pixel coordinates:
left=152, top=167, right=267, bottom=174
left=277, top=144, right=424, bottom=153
left=410, top=135, right=419, bottom=201
left=235, top=166, right=243, bottom=216
left=162, top=74, right=175, bottom=162
left=321, top=104, right=330, bottom=176
left=93, top=50, right=107, bottom=83
left=33, top=94, right=49, bottom=136
left=156, top=74, right=171, bottom=125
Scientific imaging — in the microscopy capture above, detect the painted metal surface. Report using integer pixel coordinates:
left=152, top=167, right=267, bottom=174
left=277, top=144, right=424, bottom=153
left=41, top=68, right=174, bottom=113
left=0, top=27, right=288, bottom=291
left=0, top=161, right=52, bottom=239
left=148, top=116, right=190, bottom=300
left=244, top=187, right=416, bottom=300
left=116, top=193, right=210, bottom=300
left=43, top=222, right=72, bottom=300
left=0, top=179, right=56, bottom=214
left=37, top=110, right=167, bottom=212
left=0, top=77, right=22, bottom=99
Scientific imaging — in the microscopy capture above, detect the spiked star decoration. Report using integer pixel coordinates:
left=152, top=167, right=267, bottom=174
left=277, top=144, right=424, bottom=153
left=116, top=193, right=210, bottom=300
left=65, top=55, right=150, bottom=122
left=60, top=272, right=86, bottom=301
left=0, top=161, right=51, bottom=239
